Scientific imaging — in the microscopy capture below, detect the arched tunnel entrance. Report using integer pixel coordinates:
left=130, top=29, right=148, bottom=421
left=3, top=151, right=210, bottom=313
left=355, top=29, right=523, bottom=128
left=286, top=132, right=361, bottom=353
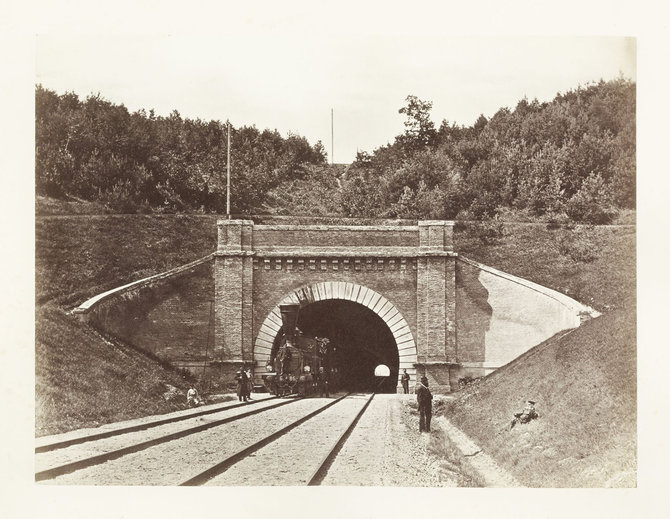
left=299, top=300, right=399, bottom=393
left=272, top=300, right=400, bottom=393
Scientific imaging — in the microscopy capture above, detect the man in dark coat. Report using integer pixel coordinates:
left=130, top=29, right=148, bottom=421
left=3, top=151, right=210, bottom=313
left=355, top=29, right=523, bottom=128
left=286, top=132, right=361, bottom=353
left=317, top=366, right=329, bottom=397
left=401, top=369, right=410, bottom=394
left=416, top=376, right=433, bottom=432
left=235, top=368, right=249, bottom=402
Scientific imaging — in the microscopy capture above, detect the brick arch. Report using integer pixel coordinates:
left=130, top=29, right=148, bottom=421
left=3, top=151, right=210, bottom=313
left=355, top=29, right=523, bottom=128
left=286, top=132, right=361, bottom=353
left=252, top=281, right=418, bottom=389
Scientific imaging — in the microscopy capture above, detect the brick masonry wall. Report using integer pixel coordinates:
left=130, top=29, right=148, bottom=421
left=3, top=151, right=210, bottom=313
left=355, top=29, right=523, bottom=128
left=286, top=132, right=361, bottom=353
left=253, top=226, right=419, bottom=249
left=455, top=260, right=490, bottom=366
left=213, top=255, right=254, bottom=361
left=88, top=261, right=214, bottom=362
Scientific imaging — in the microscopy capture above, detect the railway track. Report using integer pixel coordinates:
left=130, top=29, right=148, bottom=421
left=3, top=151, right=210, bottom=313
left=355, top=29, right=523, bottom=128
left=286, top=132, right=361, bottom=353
left=35, top=395, right=280, bottom=454
left=35, top=395, right=299, bottom=482
left=188, top=393, right=375, bottom=486
left=36, top=393, right=375, bottom=486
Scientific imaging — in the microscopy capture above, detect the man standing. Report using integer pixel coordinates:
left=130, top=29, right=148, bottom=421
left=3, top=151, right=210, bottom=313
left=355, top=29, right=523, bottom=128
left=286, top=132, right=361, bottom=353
left=245, top=368, right=254, bottom=401
left=235, top=368, right=249, bottom=402
left=416, top=376, right=433, bottom=432
left=401, top=369, right=410, bottom=394
left=317, top=366, right=329, bottom=397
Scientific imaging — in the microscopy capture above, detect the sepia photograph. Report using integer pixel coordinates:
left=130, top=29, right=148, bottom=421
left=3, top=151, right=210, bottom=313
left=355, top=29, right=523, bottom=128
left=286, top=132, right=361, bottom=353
left=2, top=0, right=668, bottom=517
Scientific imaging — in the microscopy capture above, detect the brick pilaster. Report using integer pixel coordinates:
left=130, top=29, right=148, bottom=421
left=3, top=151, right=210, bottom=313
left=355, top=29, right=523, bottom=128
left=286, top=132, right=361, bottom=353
left=214, top=220, right=254, bottom=362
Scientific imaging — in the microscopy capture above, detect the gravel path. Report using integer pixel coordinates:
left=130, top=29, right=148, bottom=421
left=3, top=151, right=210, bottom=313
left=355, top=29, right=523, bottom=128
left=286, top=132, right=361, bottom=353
left=43, top=398, right=327, bottom=485
left=321, top=394, right=460, bottom=486
left=206, top=394, right=370, bottom=486
left=36, top=397, right=286, bottom=472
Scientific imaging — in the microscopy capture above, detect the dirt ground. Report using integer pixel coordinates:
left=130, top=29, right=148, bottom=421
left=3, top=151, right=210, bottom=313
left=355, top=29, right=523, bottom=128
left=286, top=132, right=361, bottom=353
left=321, top=394, right=461, bottom=486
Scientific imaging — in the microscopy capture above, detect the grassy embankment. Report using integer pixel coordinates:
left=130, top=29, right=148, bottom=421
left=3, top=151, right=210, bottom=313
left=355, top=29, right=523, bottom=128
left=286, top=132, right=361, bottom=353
left=444, top=308, right=636, bottom=487
left=36, top=205, right=218, bottom=436
left=444, top=221, right=636, bottom=487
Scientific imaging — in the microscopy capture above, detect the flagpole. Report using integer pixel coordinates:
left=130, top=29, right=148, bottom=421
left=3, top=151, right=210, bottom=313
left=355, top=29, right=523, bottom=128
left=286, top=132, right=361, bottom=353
left=226, top=120, right=231, bottom=219
left=331, top=108, right=334, bottom=165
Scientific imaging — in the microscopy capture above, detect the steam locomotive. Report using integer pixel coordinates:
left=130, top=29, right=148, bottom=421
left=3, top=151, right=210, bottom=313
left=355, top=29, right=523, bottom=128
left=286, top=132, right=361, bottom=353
left=262, top=304, right=331, bottom=396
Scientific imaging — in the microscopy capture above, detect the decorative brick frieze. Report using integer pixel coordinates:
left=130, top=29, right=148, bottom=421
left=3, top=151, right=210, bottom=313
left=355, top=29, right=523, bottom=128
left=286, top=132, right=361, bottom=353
left=246, top=256, right=420, bottom=271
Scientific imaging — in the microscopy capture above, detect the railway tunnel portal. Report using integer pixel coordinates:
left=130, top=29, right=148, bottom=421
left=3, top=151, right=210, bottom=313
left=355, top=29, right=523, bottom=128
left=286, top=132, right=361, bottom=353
left=215, top=220, right=457, bottom=392
left=75, top=219, right=597, bottom=394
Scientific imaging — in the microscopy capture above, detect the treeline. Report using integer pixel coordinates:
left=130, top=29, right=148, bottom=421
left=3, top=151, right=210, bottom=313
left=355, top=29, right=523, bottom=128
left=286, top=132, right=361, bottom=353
left=37, top=79, right=635, bottom=223
left=35, top=85, right=326, bottom=213
left=340, top=78, right=635, bottom=223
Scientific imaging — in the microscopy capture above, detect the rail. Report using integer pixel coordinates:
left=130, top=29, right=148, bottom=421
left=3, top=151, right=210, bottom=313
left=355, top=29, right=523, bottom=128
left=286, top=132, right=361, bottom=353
left=35, top=396, right=299, bottom=482
left=35, top=396, right=279, bottom=454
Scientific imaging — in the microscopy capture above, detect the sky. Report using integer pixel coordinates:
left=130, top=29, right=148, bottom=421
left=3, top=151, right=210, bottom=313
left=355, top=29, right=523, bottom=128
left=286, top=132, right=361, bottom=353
left=36, top=34, right=636, bottom=163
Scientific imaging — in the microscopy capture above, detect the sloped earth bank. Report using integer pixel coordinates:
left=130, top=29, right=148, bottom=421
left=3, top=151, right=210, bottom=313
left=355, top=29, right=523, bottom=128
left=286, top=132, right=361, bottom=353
left=444, top=307, right=636, bottom=487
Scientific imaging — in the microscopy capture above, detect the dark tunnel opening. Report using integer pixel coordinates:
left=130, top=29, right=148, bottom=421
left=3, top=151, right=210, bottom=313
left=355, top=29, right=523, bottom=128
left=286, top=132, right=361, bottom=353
left=293, top=299, right=399, bottom=393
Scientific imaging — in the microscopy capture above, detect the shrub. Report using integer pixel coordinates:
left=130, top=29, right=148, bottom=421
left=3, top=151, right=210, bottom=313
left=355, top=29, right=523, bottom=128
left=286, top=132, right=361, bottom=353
left=546, top=212, right=575, bottom=230
left=458, top=376, right=482, bottom=389
left=471, top=217, right=505, bottom=244
left=565, top=173, right=618, bottom=224
left=102, top=180, right=142, bottom=214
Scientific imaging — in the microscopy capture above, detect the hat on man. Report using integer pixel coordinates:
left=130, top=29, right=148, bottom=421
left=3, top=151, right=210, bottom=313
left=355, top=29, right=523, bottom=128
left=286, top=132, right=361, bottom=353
left=527, top=400, right=536, bottom=405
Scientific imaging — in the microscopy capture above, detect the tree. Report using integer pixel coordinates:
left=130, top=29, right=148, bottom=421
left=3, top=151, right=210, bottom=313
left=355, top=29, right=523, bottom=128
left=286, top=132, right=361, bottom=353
left=398, top=95, right=437, bottom=149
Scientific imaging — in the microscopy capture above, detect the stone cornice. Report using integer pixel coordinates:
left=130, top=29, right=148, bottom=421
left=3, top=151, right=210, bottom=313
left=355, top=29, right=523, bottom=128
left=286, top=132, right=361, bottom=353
left=252, top=224, right=421, bottom=232
left=215, top=249, right=458, bottom=258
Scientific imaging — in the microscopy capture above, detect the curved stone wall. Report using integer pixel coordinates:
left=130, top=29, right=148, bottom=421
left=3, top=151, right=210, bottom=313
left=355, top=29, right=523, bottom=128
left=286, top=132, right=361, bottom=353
left=455, top=256, right=599, bottom=379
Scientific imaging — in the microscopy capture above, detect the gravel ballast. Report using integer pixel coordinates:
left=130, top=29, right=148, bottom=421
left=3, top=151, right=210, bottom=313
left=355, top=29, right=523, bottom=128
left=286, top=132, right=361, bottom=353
left=206, top=393, right=371, bottom=486
left=36, top=396, right=285, bottom=472
left=40, top=394, right=480, bottom=486
left=44, top=398, right=329, bottom=485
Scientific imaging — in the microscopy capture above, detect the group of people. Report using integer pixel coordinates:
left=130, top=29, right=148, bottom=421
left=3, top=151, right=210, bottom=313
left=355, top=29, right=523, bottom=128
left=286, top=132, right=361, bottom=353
left=189, top=367, right=537, bottom=437
left=235, top=367, right=254, bottom=402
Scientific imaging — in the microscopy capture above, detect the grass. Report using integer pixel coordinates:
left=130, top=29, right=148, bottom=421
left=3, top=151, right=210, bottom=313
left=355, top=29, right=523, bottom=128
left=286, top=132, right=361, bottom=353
left=443, top=306, right=636, bottom=487
left=36, top=214, right=218, bottom=306
left=454, top=222, right=636, bottom=312
left=35, top=305, right=196, bottom=436
left=35, top=206, right=222, bottom=435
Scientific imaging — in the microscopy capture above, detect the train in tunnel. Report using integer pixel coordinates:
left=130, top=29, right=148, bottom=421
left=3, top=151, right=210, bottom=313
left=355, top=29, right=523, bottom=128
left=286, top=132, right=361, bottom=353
left=262, top=304, right=337, bottom=396
left=261, top=300, right=400, bottom=395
